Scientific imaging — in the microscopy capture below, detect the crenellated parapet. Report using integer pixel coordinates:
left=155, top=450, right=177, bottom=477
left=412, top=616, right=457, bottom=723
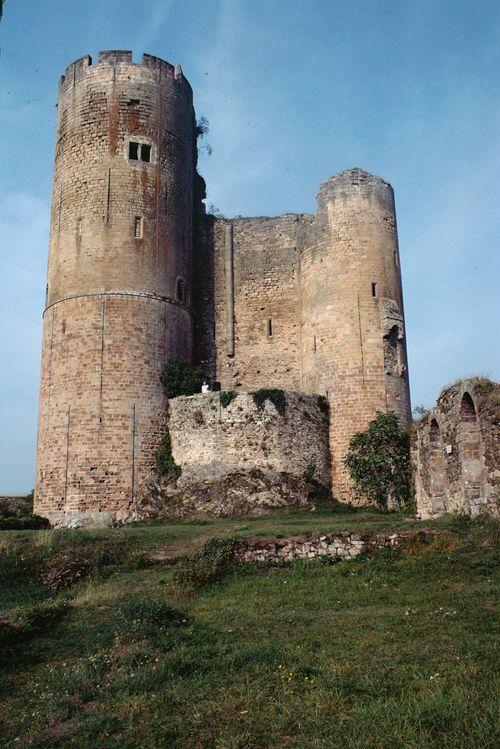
left=58, top=51, right=192, bottom=98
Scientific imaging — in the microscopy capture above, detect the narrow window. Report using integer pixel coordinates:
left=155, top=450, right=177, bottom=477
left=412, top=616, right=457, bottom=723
left=371, top=282, right=378, bottom=298
left=61, top=320, right=66, bottom=334
left=141, top=143, right=151, bottom=162
left=176, top=278, right=184, bottom=302
left=267, top=318, right=273, bottom=337
left=134, top=217, right=143, bottom=238
left=313, top=335, right=317, bottom=352
left=128, top=141, right=139, bottom=160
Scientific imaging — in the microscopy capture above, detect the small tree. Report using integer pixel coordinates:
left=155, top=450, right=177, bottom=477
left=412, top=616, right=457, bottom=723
left=344, top=412, right=413, bottom=510
left=160, top=360, right=203, bottom=399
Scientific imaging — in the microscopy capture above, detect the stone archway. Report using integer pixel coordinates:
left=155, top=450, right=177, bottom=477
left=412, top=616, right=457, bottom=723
left=457, top=392, right=484, bottom=513
left=429, top=419, right=447, bottom=513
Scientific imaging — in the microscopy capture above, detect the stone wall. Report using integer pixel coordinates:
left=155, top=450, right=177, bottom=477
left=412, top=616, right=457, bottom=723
left=413, top=378, right=499, bottom=518
left=197, top=169, right=411, bottom=503
left=163, top=390, right=330, bottom=516
left=211, top=215, right=310, bottom=391
left=234, top=530, right=404, bottom=563
left=169, top=390, right=330, bottom=483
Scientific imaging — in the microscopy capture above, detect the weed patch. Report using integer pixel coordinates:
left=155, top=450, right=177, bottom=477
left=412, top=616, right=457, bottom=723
left=252, top=388, right=286, bottom=416
left=174, top=537, right=236, bottom=589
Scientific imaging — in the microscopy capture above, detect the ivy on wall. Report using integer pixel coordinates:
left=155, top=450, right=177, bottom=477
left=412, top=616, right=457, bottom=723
left=252, top=389, right=286, bottom=416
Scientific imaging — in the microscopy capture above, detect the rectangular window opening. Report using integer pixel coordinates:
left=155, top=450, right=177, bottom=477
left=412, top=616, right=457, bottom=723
left=267, top=318, right=273, bottom=337
left=141, top=143, right=151, bottom=162
left=128, top=141, right=139, bottom=160
left=127, top=99, right=140, bottom=106
left=134, top=217, right=143, bottom=239
left=371, top=282, right=378, bottom=298
left=313, top=335, right=317, bottom=352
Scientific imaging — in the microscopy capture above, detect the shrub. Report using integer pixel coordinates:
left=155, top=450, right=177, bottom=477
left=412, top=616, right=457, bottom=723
left=344, top=411, right=413, bottom=510
left=174, top=537, right=236, bottom=588
left=474, top=378, right=495, bottom=398
left=252, top=389, right=286, bottom=416
left=195, top=115, right=209, bottom=139
left=220, top=390, right=237, bottom=408
left=317, top=395, right=329, bottom=415
left=156, top=430, right=181, bottom=483
left=42, top=546, right=124, bottom=592
left=412, top=404, right=429, bottom=421
left=43, top=548, right=94, bottom=591
left=0, top=514, right=49, bottom=531
left=160, top=360, right=203, bottom=399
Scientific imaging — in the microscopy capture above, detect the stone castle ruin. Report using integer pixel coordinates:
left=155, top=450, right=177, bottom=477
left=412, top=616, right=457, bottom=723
left=34, top=50, right=413, bottom=525
left=413, top=378, right=499, bottom=519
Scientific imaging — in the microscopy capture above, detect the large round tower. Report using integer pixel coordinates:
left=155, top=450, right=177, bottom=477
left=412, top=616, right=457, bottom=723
left=34, top=51, right=196, bottom=524
left=299, top=168, right=411, bottom=501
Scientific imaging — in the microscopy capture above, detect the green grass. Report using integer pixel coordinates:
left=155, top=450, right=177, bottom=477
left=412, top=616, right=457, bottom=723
left=0, top=508, right=498, bottom=748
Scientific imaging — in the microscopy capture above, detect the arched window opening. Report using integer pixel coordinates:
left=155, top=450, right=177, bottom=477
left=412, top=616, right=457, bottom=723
left=428, top=419, right=447, bottom=513
left=429, top=419, right=440, bottom=444
left=460, top=392, right=476, bottom=423
left=457, top=392, right=483, bottom=506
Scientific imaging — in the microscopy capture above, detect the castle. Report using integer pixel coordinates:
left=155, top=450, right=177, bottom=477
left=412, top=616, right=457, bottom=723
left=34, top=51, right=412, bottom=525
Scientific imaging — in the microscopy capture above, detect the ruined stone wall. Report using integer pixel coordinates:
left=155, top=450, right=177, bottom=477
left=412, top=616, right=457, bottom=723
left=210, top=215, right=309, bottom=391
left=413, top=378, right=499, bottom=518
left=168, top=390, right=330, bottom=487
left=235, top=530, right=405, bottom=563
left=199, top=169, right=411, bottom=502
left=35, top=51, right=195, bottom=525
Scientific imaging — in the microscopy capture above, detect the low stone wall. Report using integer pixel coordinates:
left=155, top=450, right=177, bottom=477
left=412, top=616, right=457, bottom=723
left=169, top=391, right=330, bottom=484
left=159, top=390, right=330, bottom=517
left=413, top=378, right=499, bottom=519
left=234, top=531, right=403, bottom=563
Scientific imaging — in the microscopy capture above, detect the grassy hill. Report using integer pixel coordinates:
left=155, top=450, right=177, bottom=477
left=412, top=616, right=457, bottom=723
left=0, top=508, right=498, bottom=748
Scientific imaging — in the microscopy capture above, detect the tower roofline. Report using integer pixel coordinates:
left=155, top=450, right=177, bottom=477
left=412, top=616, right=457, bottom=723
left=319, top=167, right=393, bottom=194
left=58, top=51, right=192, bottom=95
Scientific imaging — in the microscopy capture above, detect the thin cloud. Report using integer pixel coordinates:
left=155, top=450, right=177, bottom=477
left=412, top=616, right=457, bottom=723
left=134, top=0, right=173, bottom=53
left=195, top=0, right=279, bottom=214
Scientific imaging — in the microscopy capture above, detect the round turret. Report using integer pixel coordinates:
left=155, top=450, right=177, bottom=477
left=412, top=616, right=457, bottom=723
left=299, top=167, right=411, bottom=500
left=35, top=52, right=196, bottom=524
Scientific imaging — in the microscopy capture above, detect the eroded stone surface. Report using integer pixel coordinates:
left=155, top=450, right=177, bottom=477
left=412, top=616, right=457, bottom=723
left=413, top=378, right=499, bottom=519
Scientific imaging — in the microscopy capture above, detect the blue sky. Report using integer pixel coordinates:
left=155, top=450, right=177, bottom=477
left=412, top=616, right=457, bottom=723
left=0, top=0, right=499, bottom=491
